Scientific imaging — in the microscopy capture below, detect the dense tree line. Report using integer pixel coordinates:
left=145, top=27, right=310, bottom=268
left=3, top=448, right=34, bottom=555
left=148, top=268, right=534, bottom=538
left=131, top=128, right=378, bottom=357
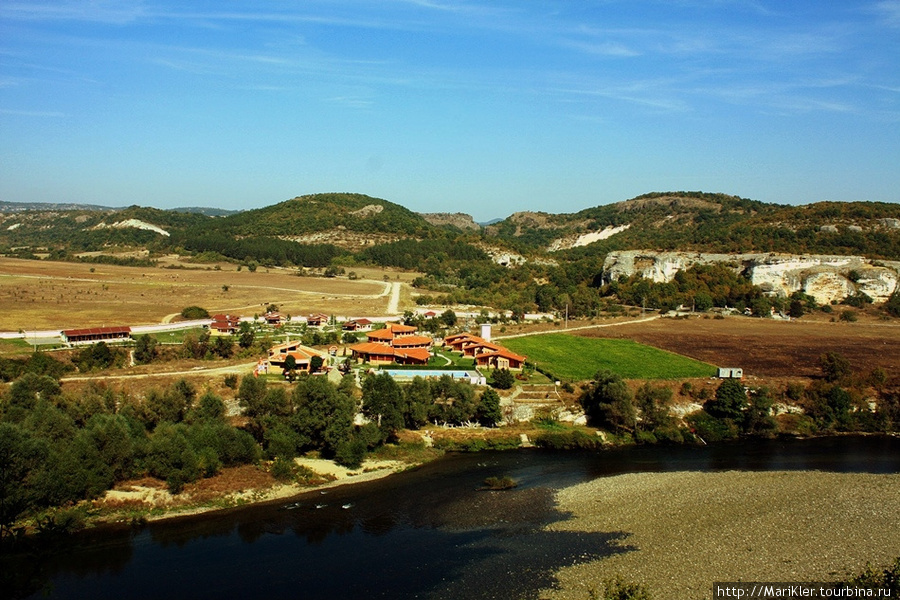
left=173, top=232, right=342, bottom=268
left=0, top=352, right=71, bottom=383
left=581, top=350, right=899, bottom=445
left=601, top=263, right=764, bottom=313
left=0, top=375, right=260, bottom=536
left=359, top=238, right=488, bottom=270
left=0, top=361, right=507, bottom=535
left=239, top=372, right=502, bottom=472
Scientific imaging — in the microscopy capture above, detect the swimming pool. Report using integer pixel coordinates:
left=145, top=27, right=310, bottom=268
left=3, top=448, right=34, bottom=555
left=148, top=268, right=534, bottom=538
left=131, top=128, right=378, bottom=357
left=381, top=369, right=482, bottom=381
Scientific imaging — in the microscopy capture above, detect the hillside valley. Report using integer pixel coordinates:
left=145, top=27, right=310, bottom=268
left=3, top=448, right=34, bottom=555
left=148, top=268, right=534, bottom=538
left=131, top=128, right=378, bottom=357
left=2, top=191, right=900, bottom=317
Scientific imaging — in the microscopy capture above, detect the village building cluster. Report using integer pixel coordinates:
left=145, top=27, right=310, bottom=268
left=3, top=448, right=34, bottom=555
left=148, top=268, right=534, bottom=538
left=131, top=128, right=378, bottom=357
left=57, top=310, right=528, bottom=382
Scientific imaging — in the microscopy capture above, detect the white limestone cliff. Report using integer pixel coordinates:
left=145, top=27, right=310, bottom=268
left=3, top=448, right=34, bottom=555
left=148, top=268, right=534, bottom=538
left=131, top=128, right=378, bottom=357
left=602, top=251, right=900, bottom=305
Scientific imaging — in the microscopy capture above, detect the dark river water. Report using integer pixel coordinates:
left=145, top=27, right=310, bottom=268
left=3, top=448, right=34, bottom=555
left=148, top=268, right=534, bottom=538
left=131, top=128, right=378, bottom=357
left=5, top=435, right=900, bottom=600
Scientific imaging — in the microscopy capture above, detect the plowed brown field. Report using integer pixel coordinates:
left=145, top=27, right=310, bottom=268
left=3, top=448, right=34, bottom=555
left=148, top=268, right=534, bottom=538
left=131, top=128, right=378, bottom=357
left=575, top=314, right=900, bottom=379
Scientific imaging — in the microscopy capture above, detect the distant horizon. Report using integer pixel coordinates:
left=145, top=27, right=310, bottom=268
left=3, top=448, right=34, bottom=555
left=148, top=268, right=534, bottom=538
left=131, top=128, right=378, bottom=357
left=2, top=1, right=899, bottom=221
left=3, top=188, right=900, bottom=225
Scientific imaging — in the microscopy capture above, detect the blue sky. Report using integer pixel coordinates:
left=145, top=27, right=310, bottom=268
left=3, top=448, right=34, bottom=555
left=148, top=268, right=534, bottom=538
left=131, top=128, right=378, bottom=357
left=1, top=1, right=899, bottom=221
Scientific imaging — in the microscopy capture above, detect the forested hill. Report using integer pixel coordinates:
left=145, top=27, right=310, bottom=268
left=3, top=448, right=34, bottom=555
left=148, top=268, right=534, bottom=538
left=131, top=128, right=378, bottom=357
left=2, top=190, right=900, bottom=264
left=213, top=193, right=435, bottom=238
left=486, top=192, right=900, bottom=260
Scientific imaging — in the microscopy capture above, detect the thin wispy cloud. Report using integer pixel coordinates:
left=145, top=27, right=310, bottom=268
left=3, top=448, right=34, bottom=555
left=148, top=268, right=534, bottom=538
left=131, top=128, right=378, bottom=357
left=0, top=0, right=147, bottom=24
left=326, top=95, right=374, bottom=109
left=0, top=108, right=65, bottom=117
left=560, top=39, right=641, bottom=58
left=873, top=0, right=900, bottom=27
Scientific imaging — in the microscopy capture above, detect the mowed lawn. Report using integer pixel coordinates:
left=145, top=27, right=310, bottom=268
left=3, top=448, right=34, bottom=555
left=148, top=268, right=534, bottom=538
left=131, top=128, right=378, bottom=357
left=502, top=333, right=717, bottom=381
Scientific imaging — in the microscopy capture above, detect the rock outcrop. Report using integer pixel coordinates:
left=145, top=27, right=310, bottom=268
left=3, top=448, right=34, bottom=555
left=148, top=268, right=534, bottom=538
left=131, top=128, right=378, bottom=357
left=418, top=212, right=480, bottom=230
left=91, top=219, right=170, bottom=237
left=547, top=224, right=631, bottom=252
left=602, top=251, right=900, bottom=305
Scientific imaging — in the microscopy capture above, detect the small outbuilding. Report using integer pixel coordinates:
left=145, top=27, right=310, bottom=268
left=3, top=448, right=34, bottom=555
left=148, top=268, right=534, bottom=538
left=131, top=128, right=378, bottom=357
left=717, top=367, right=744, bottom=379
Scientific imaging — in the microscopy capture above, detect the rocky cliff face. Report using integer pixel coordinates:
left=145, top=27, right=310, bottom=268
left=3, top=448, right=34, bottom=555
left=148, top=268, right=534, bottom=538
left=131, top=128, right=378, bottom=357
left=418, top=212, right=481, bottom=230
left=602, top=251, right=900, bottom=305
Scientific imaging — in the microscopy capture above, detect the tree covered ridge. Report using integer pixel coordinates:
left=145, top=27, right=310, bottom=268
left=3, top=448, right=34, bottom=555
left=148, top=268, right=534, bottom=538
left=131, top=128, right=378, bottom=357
left=3, top=190, right=899, bottom=261
left=488, top=191, right=900, bottom=258
left=214, top=193, right=436, bottom=237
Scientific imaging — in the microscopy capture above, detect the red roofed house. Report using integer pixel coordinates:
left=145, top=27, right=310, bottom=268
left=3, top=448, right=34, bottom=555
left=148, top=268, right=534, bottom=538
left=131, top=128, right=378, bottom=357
left=211, top=314, right=240, bottom=334
left=390, top=335, right=433, bottom=350
left=366, top=322, right=417, bottom=342
left=350, top=323, right=433, bottom=365
left=62, top=326, right=132, bottom=345
left=342, top=318, right=373, bottom=332
left=474, top=348, right=527, bottom=370
left=350, top=342, right=431, bottom=365
left=393, top=347, right=431, bottom=365
left=348, top=342, right=398, bottom=365
left=444, top=334, right=502, bottom=357
left=264, top=312, right=283, bottom=326
left=267, top=341, right=328, bottom=374
left=307, top=313, right=330, bottom=327
left=444, top=331, right=527, bottom=370
left=463, top=340, right=505, bottom=358
left=443, top=333, right=480, bottom=352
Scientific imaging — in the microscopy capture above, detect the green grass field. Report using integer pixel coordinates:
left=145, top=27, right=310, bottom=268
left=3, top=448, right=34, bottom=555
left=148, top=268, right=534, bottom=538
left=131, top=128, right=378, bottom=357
left=502, top=333, right=716, bottom=381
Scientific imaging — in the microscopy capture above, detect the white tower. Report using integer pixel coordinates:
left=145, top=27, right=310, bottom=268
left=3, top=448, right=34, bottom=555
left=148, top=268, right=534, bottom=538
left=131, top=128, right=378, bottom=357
left=480, top=323, right=492, bottom=341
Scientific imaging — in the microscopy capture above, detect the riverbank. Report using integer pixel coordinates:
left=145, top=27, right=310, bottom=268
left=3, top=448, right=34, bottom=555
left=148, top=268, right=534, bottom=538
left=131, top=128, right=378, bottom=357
left=542, top=470, right=900, bottom=600
left=92, top=455, right=426, bottom=525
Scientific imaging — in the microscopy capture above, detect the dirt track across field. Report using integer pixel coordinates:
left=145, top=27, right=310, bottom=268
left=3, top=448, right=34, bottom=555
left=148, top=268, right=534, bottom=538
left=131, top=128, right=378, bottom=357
left=0, top=257, right=405, bottom=330
left=576, top=315, right=900, bottom=379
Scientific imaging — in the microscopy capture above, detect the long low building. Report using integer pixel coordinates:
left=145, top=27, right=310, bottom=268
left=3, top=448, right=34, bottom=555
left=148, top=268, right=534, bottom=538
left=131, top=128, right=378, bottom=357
left=61, top=326, right=132, bottom=345
left=350, top=342, right=431, bottom=365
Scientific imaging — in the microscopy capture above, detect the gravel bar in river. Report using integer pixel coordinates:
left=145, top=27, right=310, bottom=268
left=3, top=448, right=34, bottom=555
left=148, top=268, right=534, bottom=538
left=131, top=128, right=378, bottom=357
left=541, top=470, right=900, bottom=600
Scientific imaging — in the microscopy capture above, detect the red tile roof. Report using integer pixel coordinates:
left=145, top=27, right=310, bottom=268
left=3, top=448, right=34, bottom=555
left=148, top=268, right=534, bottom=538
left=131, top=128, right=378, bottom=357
left=350, top=342, right=396, bottom=355
left=393, top=347, right=431, bottom=363
left=390, top=335, right=433, bottom=347
left=62, top=326, right=131, bottom=337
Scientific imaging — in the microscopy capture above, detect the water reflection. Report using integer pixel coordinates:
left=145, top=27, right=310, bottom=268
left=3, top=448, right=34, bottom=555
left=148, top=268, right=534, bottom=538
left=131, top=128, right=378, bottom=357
left=4, top=435, right=899, bottom=600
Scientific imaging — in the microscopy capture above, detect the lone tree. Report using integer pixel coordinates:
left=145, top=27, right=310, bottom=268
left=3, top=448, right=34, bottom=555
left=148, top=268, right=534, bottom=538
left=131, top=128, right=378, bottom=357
left=440, top=309, right=457, bottom=327
left=635, top=383, right=674, bottom=431
left=134, top=334, right=158, bottom=365
left=704, top=378, right=748, bottom=421
left=362, top=373, right=405, bottom=439
left=885, top=291, right=900, bottom=318
left=820, top=351, right=851, bottom=383
left=282, top=354, right=298, bottom=382
left=476, top=388, right=502, bottom=427
left=237, top=322, right=255, bottom=349
left=180, top=306, right=210, bottom=319
left=580, top=370, right=636, bottom=432
left=491, top=368, right=515, bottom=390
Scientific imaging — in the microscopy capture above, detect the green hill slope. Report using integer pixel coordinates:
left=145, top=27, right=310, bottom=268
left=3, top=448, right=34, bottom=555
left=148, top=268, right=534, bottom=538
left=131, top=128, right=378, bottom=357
left=215, top=193, right=435, bottom=237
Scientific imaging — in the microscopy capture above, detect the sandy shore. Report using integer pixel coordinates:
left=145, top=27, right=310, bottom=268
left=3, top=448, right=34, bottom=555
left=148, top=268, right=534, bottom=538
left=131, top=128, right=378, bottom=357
left=103, top=457, right=410, bottom=522
left=542, top=471, right=900, bottom=600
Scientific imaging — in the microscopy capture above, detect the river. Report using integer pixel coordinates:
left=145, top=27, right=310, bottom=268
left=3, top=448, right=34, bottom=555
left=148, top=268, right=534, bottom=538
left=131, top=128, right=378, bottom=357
left=5, top=435, right=899, bottom=600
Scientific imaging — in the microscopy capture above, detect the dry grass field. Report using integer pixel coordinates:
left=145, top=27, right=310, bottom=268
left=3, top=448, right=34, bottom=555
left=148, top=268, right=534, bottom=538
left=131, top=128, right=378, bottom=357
left=578, top=313, right=900, bottom=379
left=0, top=257, right=410, bottom=331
